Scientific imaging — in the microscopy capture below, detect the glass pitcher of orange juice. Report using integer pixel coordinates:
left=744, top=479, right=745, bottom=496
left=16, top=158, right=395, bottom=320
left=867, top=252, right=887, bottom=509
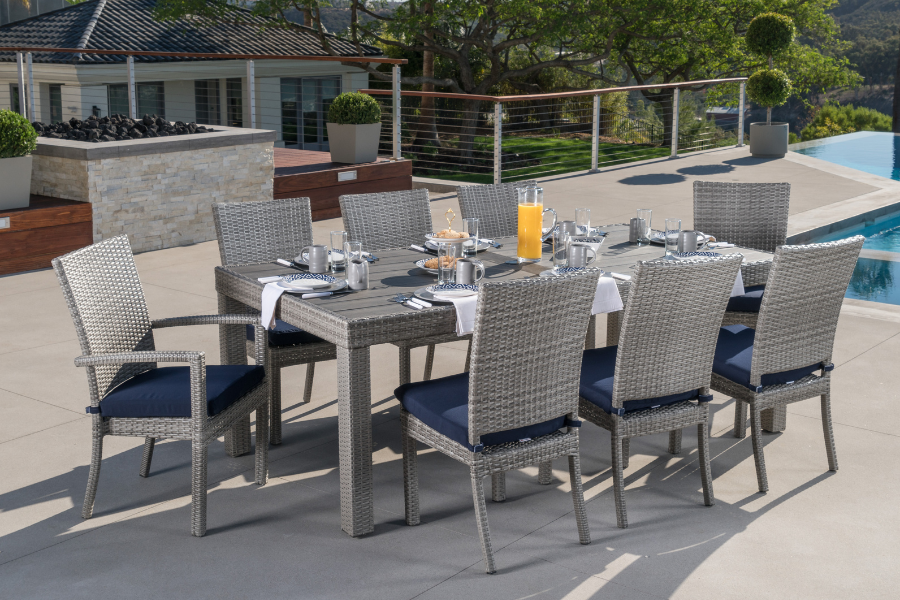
left=517, top=185, right=556, bottom=263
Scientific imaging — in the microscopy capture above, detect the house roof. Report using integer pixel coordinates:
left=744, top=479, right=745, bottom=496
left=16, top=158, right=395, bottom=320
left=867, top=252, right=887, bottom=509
left=0, top=0, right=382, bottom=64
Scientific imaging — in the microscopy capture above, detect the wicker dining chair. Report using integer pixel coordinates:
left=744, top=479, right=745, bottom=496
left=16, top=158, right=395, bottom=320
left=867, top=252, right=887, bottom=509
left=711, top=236, right=863, bottom=493
left=396, top=272, right=599, bottom=573
left=456, top=180, right=537, bottom=239
left=213, top=198, right=337, bottom=446
left=340, top=188, right=469, bottom=383
left=578, top=254, right=743, bottom=529
left=53, top=235, right=270, bottom=537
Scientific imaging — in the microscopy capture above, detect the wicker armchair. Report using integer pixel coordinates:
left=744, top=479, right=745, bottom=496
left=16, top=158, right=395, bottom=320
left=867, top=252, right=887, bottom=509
left=340, top=189, right=469, bottom=384
left=579, top=254, right=743, bottom=529
left=396, top=272, right=599, bottom=573
left=53, top=235, right=270, bottom=537
left=213, top=198, right=337, bottom=445
left=711, top=236, right=864, bottom=493
left=456, top=180, right=537, bottom=239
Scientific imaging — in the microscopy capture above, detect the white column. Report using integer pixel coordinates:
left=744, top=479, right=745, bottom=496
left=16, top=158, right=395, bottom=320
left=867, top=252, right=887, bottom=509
left=26, top=52, right=35, bottom=121
left=246, top=60, right=256, bottom=128
left=670, top=88, right=680, bottom=158
left=737, top=81, right=746, bottom=147
left=590, top=94, right=600, bottom=172
left=16, top=52, right=26, bottom=118
left=127, top=56, right=136, bottom=119
left=392, top=65, right=401, bottom=160
left=493, top=102, right=502, bottom=184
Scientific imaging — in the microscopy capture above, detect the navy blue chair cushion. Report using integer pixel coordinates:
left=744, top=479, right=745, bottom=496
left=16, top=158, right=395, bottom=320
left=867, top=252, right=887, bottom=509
left=579, top=346, right=700, bottom=415
left=726, top=285, right=766, bottom=313
left=100, top=365, right=265, bottom=418
left=713, top=325, right=822, bottom=390
left=246, top=320, right=325, bottom=347
left=394, top=373, right=567, bottom=451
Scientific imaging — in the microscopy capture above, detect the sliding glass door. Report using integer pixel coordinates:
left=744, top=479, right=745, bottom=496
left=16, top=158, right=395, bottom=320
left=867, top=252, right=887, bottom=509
left=281, top=77, right=341, bottom=151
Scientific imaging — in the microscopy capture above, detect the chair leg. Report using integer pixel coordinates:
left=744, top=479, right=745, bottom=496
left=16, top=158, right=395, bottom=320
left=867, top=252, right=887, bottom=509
left=402, top=421, right=420, bottom=525
left=621, top=438, right=630, bottom=469
left=82, top=426, right=103, bottom=519
left=568, top=453, right=591, bottom=545
left=398, top=346, right=412, bottom=386
left=464, top=339, right=472, bottom=373
left=761, top=404, right=787, bottom=433
left=190, top=441, right=209, bottom=537
left=697, top=421, right=714, bottom=506
left=585, top=314, right=596, bottom=350
left=423, top=344, right=435, bottom=381
left=611, top=435, right=628, bottom=529
left=734, top=400, right=748, bottom=438
left=538, top=460, right=553, bottom=485
left=302, top=362, right=315, bottom=404
left=749, top=404, right=769, bottom=493
left=470, top=469, right=496, bottom=574
left=491, top=472, right=506, bottom=502
left=821, top=392, right=838, bottom=472
left=255, top=400, right=269, bottom=486
left=668, top=429, right=682, bottom=454
left=270, top=366, right=282, bottom=446
left=139, top=437, right=155, bottom=478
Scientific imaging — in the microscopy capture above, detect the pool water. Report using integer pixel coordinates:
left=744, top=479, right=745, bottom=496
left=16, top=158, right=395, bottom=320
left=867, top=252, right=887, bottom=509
left=794, top=131, right=900, bottom=182
left=816, top=212, right=900, bottom=253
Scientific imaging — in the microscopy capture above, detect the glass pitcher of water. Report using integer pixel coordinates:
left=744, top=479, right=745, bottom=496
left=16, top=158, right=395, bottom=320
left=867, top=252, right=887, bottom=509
left=516, top=184, right=556, bottom=264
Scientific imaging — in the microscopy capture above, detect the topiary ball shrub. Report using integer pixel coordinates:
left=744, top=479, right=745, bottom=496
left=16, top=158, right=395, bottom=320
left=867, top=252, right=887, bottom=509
left=746, top=13, right=794, bottom=59
left=0, top=109, right=38, bottom=159
left=746, top=69, right=792, bottom=108
left=327, top=92, right=382, bottom=125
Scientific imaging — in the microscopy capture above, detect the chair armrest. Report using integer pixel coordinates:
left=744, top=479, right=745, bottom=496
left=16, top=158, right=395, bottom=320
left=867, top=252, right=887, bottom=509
left=741, top=261, right=771, bottom=288
left=75, top=350, right=204, bottom=368
left=151, top=314, right=261, bottom=329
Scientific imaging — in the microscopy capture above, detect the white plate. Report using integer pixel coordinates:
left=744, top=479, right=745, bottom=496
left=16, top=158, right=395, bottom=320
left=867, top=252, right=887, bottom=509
left=276, top=279, right=348, bottom=294
left=281, top=273, right=336, bottom=290
left=649, top=230, right=712, bottom=247
left=425, top=232, right=474, bottom=244
left=425, top=239, right=490, bottom=252
left=426, top=283, right=478, bottom=298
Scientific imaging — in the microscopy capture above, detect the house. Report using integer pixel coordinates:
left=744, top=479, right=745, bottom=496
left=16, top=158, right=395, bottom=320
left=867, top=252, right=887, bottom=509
left=0, top=0, right=382, bottom=149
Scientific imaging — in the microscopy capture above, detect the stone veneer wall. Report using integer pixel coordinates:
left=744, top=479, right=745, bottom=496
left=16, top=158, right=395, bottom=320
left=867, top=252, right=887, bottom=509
left=31, top=129, right=275, bottom=253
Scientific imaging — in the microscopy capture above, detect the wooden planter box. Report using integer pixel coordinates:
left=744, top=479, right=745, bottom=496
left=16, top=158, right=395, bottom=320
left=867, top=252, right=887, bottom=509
left=0, top=195, right=92, bottom=276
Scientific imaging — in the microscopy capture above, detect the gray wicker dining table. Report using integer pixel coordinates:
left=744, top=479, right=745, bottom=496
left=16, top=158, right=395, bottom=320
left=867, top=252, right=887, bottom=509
left=213, top=223, right=774, bottom=537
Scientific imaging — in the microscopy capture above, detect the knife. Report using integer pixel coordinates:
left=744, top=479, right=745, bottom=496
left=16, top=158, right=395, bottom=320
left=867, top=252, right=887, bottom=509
left=409, top=244, right=439, bottom=255
left=480, top=238, right=503, bottom=249
left=302, top=289, right=355, bottom=299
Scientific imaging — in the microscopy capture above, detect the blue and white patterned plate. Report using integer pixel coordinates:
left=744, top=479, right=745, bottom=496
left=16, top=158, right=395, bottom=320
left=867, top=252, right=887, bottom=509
left=281, top=273, right=336, bottom=289
left=426, top=283, right=478, bottom=298
left=672, top=251, right=721, bottom=258
left=539, top=266, right=587, bottom=277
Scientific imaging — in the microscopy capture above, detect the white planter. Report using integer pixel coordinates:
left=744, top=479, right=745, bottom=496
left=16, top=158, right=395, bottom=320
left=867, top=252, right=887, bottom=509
left=326, top=123, right=382, bottom=164
left=0, top=155, right=32, bottom=210
left=749, top=122, right=789, bottom=158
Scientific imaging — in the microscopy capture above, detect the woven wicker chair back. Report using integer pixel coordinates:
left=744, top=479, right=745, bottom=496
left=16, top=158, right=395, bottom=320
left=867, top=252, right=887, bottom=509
left=213, top=198, right=314, bottom=267
left=456, top=181, right=537, bottom=239
left=466, top=271, right=600, bottom=446
left=339, top=189, right=432, bottom=251
left=612, top=255, right=743, bottom=407
left=693, top=182, right=790, bottom=253
left=750, top=236, right=864, bottom=385
left=52, top=235, right=156, bottom=398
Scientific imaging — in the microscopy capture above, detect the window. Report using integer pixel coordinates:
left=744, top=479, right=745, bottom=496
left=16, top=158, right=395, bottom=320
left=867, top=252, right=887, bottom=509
left=9, top=83, right=21, bottom=114
left=108, top=84, right=129, bottom=116
left=107, top=82, right=166, bottom=119
left=226, top=78, right=242, bottom=127
left=280, top=77, right=341, bottom=150
left=194, top=79, right=220, bottom=125
left=48, top=84, right=62, bottom=123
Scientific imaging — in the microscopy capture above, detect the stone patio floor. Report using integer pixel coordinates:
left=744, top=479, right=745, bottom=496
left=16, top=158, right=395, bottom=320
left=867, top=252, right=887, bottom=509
left=1, top=146, right=898, bottom=599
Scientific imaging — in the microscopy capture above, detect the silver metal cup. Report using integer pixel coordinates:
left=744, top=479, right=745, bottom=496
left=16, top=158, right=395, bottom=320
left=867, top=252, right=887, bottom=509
left=455, top=258, right=485, bottom=285
left=677, top=230, right=705, bottom=253
left=568, top=243, right=597, bottom=268
left=346, top=258, right=369, bottom=290
left=629, top=218, right=646, bottom=244
left=298, top=244, right=329, bottom=274
left=558, top=220, right=578, bottom=238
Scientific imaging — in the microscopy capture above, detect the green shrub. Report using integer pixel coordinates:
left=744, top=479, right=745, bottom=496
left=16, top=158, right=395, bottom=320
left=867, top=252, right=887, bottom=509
left=788, top=132, right=800, bottom=144
left=800, top=103, right=892, bottom=141
left=746, top=13, right=794, bottom=59
left=0, top=109, right=38, bottom=159
left=327, top=92, right=382, bottom=125
left=746, top=69, right=792, bottom=108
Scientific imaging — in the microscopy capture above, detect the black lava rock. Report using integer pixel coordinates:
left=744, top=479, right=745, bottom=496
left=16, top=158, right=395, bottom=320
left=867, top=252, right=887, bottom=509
left=31, top=113, right=211, bottom=143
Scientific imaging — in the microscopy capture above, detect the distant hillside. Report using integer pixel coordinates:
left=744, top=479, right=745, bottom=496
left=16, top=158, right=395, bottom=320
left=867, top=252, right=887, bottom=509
left=832, top=0, right=900, bottom=84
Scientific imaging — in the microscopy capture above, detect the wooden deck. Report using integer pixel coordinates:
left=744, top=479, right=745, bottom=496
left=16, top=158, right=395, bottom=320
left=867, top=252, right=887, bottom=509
left=274, top=148, right=412, bottom=221
left=0, top=196, right=93, bottom=276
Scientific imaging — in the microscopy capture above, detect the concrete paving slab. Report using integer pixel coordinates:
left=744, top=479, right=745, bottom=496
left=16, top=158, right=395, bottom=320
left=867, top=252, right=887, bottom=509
left=0, top=388, right=82, bottom=444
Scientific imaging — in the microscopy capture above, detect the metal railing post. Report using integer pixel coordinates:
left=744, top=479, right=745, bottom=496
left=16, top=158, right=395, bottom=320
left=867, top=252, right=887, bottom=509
left=392, top=65, right=401, bottom=160
left=737, top=81, right=746, bottom=147
left=26, top=52, right=35, bottom=121
left=127, top=55, right=136, bottom=119
left=15, top=52, right=26, bottom=119
left=246, top=60, right=256, bottom=128
left=591, top=94, right=600, bottom=172
left=493, top=102, right=502, bottom=184
left=670, top=87, right=680, bottom=157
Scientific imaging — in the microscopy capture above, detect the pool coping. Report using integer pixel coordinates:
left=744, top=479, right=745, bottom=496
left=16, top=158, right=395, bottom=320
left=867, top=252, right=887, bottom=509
left=787, top=130, right=895, bottom=152
left=842, top=297, right=900, bottom=323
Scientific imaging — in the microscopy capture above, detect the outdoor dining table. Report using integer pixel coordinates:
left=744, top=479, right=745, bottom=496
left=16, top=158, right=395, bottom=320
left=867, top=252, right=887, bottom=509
left=213, top=223, right=774, bottom=537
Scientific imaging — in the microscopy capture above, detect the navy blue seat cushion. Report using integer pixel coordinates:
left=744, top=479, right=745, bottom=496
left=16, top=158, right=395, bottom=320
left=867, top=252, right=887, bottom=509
left=726, top=285, right=766, bottom=313
left=713, top=325, right=822, bottom=390
left=579, top=346, right=700, bottom=415
left=394, top=373, right=567, bottom=450
left=100, top=365, right=265, bottom=418
left=246, top=320, right=325, bottom=347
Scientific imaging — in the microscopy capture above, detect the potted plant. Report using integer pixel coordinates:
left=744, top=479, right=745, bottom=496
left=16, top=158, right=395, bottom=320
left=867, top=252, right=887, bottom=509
left=326, top=92, right=383, bottom=164
left=745, top=12, right=794, bottom=158
left=0, top=109, right=38, bottom=210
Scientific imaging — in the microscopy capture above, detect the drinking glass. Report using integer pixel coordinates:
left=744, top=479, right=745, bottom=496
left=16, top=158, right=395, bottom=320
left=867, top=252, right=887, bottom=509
left=664, top=218, right=681, bottom=257
left=462, top=217, right=479, bottom=257
left=437, top=242, right=458, bottom=285
left=344, top=240, right=363, bottom=263
left=575, top=208, right=591, bottom=236
left=330, top=230, right=347, bottom=272
left=636, top=209, right=652, bottom=245
left=552, top=230, right=570, bottom=270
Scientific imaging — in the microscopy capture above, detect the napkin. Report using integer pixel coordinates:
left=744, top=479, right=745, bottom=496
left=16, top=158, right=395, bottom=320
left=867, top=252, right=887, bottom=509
left=708, top=242, right=735, bottom=249
left=260, top=282, right=286, bottom=329
left=593, top=275, right=624, bottom=315
left=258, top=276, right=282, bottom=284
left=446, top=295, right=478, bottom=336
left=732, top=270, right=745, bottom=297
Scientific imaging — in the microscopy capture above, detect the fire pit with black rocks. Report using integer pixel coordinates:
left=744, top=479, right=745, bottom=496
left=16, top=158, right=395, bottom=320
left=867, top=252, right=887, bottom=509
left=31, top=114, right=215, bottom=143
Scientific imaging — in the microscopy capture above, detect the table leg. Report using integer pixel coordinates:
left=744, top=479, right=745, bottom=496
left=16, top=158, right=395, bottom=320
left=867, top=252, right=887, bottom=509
left=585, top=315, right=596, bottom=350
left=337, top=344, right=374, bottom=536
left=607, top=310, right=622, bottom=347
left=218, top=293, right=252, bottom=457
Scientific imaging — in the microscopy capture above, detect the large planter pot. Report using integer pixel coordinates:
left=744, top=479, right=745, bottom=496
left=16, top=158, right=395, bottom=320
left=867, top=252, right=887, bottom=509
left=326, top=123, right=382, bottom=164
left=0, top=155, right=32, bottom=210
left=749, top=122, right=789, bottom=158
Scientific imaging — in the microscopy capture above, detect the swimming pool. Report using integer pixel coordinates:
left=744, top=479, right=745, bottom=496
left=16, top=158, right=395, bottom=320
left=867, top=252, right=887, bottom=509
left=793, top=131, right=899, bottom=182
